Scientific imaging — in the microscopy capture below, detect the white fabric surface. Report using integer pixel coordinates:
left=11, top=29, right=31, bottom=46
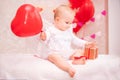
left=0, top=53, right=120, bottom=80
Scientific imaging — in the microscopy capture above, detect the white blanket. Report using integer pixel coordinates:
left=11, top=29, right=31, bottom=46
left=0, top=53, right=120, bottom=80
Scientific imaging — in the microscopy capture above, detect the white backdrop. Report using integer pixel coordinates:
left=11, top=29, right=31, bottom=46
left=108, top=0, right=120, bottom=56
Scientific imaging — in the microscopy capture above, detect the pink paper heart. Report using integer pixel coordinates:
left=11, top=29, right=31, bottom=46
left=101, top=10, right=107, bottom=16
left=90, top=34, right=96, bottom=39
left=81, top=37, right=84, bottom=40
left=90, top=17, right=95, bottom=22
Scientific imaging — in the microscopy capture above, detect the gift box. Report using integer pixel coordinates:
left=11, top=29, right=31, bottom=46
left=84, top=46, right=98, bottom=60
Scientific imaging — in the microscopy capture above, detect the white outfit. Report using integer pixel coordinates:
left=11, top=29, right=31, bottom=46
left=37, top=24, right=86, bottom=59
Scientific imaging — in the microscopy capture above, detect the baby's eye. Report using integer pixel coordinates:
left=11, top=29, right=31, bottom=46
left=65, top=22, right=69, bottom=24
left=65, top=22, right=72, bottom=24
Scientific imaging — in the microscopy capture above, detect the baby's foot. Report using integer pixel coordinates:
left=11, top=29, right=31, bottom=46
left=72, top=56, right=86, bottom=65
left=68, top=67, right=76, bottom=77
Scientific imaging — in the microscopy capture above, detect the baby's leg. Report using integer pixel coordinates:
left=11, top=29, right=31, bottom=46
left=48, top=53, right=75, bottom=77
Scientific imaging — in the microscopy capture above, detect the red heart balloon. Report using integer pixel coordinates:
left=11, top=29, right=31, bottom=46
left=75, top=0, right=94, bottom=23
left=69, top=0, right=89, bottom=9
left=73, top=0, right=95, bottom=33
left=11, top=4, right=43, bottom=37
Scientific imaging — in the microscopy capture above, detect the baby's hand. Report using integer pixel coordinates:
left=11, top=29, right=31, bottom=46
left=40, top=31, right=46, bottom=41
left=85, top=41, right=96, bottom=48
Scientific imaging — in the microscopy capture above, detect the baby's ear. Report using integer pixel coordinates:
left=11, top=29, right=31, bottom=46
left=53, top=9, right=55, bottom=13
left=55, top=17, right=60, bottom=21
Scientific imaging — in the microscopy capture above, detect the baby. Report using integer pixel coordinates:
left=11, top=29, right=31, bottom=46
left=39, top=4, right=93, bottom=77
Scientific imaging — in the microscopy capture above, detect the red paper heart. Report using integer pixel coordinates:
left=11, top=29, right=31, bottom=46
left=11, top=4, right=43, bottom=37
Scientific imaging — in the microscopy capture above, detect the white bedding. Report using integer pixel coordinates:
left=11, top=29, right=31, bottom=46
left=0, top=53, right=120, bottom=80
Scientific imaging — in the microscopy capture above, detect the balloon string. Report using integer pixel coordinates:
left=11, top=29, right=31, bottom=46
left=82, top=25, right=85, bottom=39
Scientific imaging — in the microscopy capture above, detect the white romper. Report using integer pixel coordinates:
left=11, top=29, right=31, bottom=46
left=37, top=24, right=86, bottom=59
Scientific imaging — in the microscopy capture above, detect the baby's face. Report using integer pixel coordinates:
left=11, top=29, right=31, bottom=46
left=55, top=10, right=75, bottom=31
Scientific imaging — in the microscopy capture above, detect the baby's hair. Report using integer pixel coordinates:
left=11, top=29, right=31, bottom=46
left=53, top=4, right=75, bottom=19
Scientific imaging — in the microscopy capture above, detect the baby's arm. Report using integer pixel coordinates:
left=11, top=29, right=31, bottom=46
left=72, top=33, right=96, bottom=49
left=72, top=34, right=87, bottom=49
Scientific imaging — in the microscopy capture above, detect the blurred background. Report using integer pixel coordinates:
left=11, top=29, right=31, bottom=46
left=0, top=0, right=120, bottom=57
